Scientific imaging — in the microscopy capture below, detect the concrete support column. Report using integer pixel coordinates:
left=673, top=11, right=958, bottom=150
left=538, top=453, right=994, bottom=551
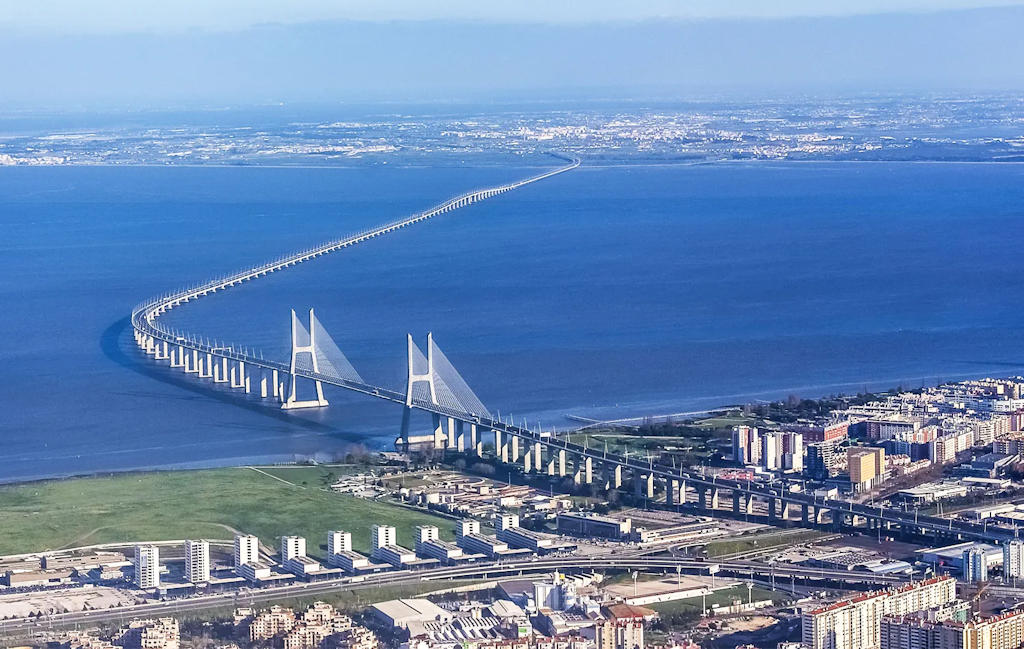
left=557, top=449, right=566, bottom=477
left=709, top=486, right=719, bottom=509
left=493, top=429, right=503, bottom=458
left=645, top=474, right=655, bottom=499
left=667, top=480, right=676, bottom=506
left=573, top=466, right=583, bottom=485
left=431, top=413, right=445, bottom=449
left=446, top=417, right=456, bottom=451
left=532, top=443, right=542, bottom=471
left=524, top=448, right=533, bottom=473
left=584, top=457, right=593, bottom=485
left=509, top=436, right=520, bottom=463
left=272, top=369, right=279, bottom=396
left=471, top=425, right=481, bottom=456
left=732, top=491, right=741, bottom=514
left=612, top=465, right=623, bottom=489
left=547, top=455, right=557, bottom=476
left=455, top=421, right=465, bottom=452
left=801, top=503, right=810, bottom=525
left=260, top=375, right=268, bottom=398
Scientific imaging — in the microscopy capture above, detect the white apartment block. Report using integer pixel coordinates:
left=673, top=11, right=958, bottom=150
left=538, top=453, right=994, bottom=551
left=184, top=539, right=210, bottom=584
left=280, top=536, right=307, bottom=562
left=235, top=534, right=260, bottom=567
left=802, top=576, right=956, bottom=649
left=415, top=526, right=439, bottom=551
left=134, top=545, right=160, bottom=589
left=1005, top=540, right=1024, bottom=581
left=371, top=526, right=397, bottom=551
left=328, top=530, right=352, bottom=556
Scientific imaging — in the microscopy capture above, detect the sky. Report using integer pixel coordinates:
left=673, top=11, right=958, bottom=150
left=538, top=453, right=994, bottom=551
left=2, top=0, right=1024, bottom=33
left=0, top=1, right=1022, bottom=109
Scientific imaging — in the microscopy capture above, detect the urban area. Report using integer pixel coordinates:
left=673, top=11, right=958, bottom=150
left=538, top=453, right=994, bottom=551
left=9, top=376, right=1024, bottom=649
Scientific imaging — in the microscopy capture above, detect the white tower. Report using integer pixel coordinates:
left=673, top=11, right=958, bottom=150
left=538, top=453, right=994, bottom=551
left=281, top=308, right=329, bottom=410
left=134, top=545, right=160, bottom=589
left=185, top=539, right=210, bottom=584
left=234, top=534, right=259, bottom=567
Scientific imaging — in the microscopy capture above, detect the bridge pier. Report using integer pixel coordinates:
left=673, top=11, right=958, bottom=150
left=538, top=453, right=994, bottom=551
left=431, top=414, right=446, bottom=449
left=532, top=443, right=542, bottom=471
left=698, top=487, right=719, bottom=511
left=557, top=449, right=567, bottom=477
left=583, top=457, right=593, bottom=485
left=471, top=425, right=481, bottom=456
left=170, top=346, right=184, bottom=368
left=524, top=447, right=533, bottom=473
left=260, top=375, right=268, bottom=398
left=199, top=353, right=213, bottom=379
left=215, top=357, right=228, bottom=383
left=611, top=465, right=622, bottom=489
left=509, top=435, right=520, bottom=463
left=454, top=421, right=465, bottom=452
left=281, top=309, right=329, bottom=410
left=186, top=349, right=198, bottom=374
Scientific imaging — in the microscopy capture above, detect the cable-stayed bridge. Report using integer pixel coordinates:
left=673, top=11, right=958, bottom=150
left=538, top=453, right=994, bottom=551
left=131, top=155, right=1014, bottom=546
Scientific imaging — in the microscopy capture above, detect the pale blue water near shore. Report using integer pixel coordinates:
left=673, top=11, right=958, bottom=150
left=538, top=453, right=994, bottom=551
left=2, top=160, right=1024, bottom=483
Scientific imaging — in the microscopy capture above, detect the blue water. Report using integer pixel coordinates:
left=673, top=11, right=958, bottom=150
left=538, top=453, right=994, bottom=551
left=3, top=160, right=1024, bottom=483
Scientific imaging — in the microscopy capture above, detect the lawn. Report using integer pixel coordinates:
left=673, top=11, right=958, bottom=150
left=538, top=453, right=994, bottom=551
left=649, top=584, right=787, bottom=617
left=0, top=467, right=453, bottom=557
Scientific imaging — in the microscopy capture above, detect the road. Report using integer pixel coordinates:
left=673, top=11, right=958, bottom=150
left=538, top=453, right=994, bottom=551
left=0, top=554, right=905, bottom=637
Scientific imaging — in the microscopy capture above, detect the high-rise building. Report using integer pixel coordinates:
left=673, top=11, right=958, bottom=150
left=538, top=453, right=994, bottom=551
left=805, top=442, right=840, bottom=480
left=496, top=514, right=520, bottom=532
left=234, top=534, right=259, bottom=567
left=783, top=431, right=804, bottom=472
left=371, top=526, right=396, bottom=551
left=732, top=426, right=761, bottom=465
left=455, top=519, right=480, bottom=540
left=802, top=576, right=956, bottom=649
left=881, top=608, right=1024, bottom=649
left=595, top=619, right=645, bottom=649
left=1004, top=540, right=1024, bottom=582
left=848, top=447, right=886, bottom=492
left=963, top=547, right=988, bottom=583
left=762, top=433, right=781, bottom=471
left=134, top=545, right=160, bottom=589
left=328, top=531, right=352, bottom=557
left=184, top=539, right=210, bottom=584
left=415, top=526, right=439, bottom=552
left=280, top=536, right=307, bottom=562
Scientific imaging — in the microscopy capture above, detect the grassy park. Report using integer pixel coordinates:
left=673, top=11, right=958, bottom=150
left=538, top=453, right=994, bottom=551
left=0, top=465, right=452, bottom=557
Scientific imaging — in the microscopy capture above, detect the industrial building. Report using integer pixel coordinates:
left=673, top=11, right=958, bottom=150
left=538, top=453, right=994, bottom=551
left=557, top=513, right=632, bottom=540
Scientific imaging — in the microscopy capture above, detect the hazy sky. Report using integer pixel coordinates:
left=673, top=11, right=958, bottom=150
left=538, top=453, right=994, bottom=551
left=0, top=2, right=1022, bottom=108
left=2, top=0, right=1023, bottom=33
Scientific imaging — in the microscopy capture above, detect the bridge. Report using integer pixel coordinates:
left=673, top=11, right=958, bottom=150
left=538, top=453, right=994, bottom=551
left=131, top=154, right=1013, bottom=547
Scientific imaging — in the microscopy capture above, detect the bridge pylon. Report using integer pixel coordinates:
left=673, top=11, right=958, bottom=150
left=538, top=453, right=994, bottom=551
left=281, top=308, right=329, bottom=410
left=400, top=333, right=446, bottom=450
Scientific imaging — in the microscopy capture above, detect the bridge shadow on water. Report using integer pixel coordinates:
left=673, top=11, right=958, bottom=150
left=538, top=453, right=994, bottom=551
left=100, top=317, right=362, bottom=437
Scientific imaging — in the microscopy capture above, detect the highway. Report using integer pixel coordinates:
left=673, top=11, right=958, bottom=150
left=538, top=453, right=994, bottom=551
left=0, top=554, right=905, bottom=637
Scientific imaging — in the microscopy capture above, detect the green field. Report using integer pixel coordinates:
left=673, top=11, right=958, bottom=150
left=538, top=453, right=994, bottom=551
left=0, top=467, right=453, bottom=557
left=649, top=584, right=787, bottom=617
